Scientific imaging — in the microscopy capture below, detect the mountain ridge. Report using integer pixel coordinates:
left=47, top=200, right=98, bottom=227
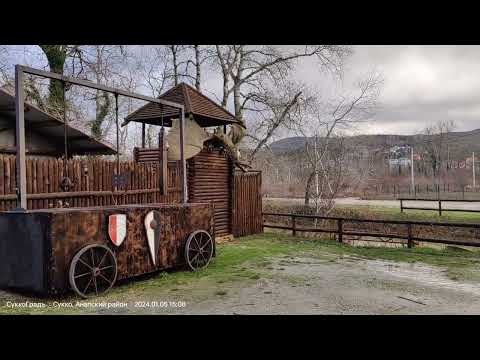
left=268, top=128, right=480, bottom=159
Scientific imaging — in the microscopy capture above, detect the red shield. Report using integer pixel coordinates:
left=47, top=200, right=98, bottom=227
left=108, top=214, right=127, bottom=246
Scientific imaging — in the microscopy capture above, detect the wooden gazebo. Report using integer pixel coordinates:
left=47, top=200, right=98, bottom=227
left=123, top=83, right=260, bottom=239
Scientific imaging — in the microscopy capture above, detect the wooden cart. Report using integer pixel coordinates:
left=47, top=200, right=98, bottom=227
left=0, top=203, right=215, bottom=297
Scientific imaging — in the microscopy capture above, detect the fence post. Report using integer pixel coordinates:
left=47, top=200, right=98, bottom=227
left=463, top=186, right=465, bottom=200
left=407, top=223, right=413, bottom=248
left=292, top=215, right=296, bottom=237
left=438, top=200, right=442, bottom=216
left=338, top=219, right=343, bottom=243
left=400, top=199, right=403, bottom=213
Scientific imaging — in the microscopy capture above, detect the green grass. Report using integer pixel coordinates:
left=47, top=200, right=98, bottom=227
left=1, top=232, right=480, bottom=314
left=334, top=204, right=480, bottom=223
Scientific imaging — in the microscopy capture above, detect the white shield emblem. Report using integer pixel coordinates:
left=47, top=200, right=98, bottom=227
left=144, top=210, right=160, bottom=265
left=108, top=214, right=127, bottom=246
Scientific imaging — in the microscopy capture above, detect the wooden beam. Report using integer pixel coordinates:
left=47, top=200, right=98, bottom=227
left=28, top=120, right=63, bottom=129
left=0, top=104, right=31, bottom=113
left=158, top=127, right=168, bottom=195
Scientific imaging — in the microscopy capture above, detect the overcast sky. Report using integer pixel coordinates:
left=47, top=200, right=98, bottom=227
left=332, top=45, right=480, bottom=135
left=3, top=45, right=480, bottom=137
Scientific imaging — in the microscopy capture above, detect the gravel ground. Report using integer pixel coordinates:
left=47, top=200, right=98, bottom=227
left=170, top=256, right=480, bottom=315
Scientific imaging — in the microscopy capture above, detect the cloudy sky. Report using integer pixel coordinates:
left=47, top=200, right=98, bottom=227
left=326, top=45, right=480, bottom=135
left=3, top=45, right=480, bottom=137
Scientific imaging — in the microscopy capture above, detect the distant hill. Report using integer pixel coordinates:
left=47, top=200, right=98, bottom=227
left=268, top=129, right=480, bottom=159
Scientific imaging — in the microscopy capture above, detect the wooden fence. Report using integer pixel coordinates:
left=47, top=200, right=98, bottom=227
left=364, top=183, right=480, bottom=200
left=0, top=155, right=182, bottom=211
left=0, top=153, right=265, bottom=239
left=399, top=198, right=480, bottom=216
left=233, top=171, right=263, bottom=237
left=263, top=212, right=480, bottom=248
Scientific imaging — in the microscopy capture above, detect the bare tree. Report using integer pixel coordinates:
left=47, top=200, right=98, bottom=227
left=164, top=45, right=210, bottom=90
left=213, top=45, right=352, bottom=159
left=419, top=119, right=456, bottom=187
left=245, top=81, right=312, bottom=162
left=297, top=71, right=383, bottom=210
left=0, top=46, right=10, bottom=85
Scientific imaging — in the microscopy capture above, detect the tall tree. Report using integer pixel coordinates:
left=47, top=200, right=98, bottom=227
left=38, top=45, right=83, bottom=110
left=297, top=71, right=383, bottom=207
left=420, top=119, right=456, bottom=187
left=213, top=45, right=352, bottom=155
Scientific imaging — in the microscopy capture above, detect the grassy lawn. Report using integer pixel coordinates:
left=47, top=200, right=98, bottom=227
left=334, top=204, right=480, bottom=223
left=1, top=232, right=480, bottom=315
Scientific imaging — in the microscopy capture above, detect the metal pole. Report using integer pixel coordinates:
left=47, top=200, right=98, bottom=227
left=14, top=65, right=27, bottom=210
left=18, top=65, right=183, bottom=111
left=473, top=152, right=476, bottom=188
left=410, top=146, right=415, bottom=194
left=63, top=81, right=68, bottom=178
left=180, top=108, right=187, bottom=203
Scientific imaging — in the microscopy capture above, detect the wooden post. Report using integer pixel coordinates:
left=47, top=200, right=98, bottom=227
left=463, top=186, right=465, bottom=200
left=158, top=127, right=168, bottom=195
left=141, top=123, right=146, bottom=148
left=400, top=199, right=403, bottom=213
left=407, top=223, right=413, bottom=248
left=292, top=215, right=296, bottom=237
left=179, top=108, right=187, bottom=203
left=438, top=200, right=442, bottom=216
left=338, top=219, right=343, bottom=243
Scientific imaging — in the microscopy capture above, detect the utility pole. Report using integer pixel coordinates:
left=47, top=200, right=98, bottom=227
left=314, top=135, right=319, bottom=200
left=410, top=145, right=415, bottom=193
left=473, top=151, right=476, bottom=188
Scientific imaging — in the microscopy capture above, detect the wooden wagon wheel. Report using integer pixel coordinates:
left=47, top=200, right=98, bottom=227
left=69, top=244, right=117, bottom=298
left=184, top=230, right=214, bottom=271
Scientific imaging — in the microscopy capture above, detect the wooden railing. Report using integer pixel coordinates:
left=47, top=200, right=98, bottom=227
left=263, top=212, right=480, bottom=248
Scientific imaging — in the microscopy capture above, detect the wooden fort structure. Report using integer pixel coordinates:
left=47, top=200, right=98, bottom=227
left=0, top=66, right=262, bottom=298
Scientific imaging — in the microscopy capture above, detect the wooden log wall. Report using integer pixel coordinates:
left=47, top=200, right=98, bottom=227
left=0, top=155, right=182, bottom=211
left=188, top=148, right=233, bottom=237
left=133, top=147, right=160, bottom=163
left=232, top=171, right=263, bottom=237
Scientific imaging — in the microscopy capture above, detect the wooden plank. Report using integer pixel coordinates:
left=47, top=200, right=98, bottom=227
left=0, top=156, right=4, bottom=211
left=37, top=158, right=44, bottom=208
left=88, top=159, right=94, bottom=206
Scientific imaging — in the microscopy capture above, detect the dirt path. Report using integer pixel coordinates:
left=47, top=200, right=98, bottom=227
left=171, top=256, right=480, bottom=315
left=267, top=196, right=480, bottom=211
